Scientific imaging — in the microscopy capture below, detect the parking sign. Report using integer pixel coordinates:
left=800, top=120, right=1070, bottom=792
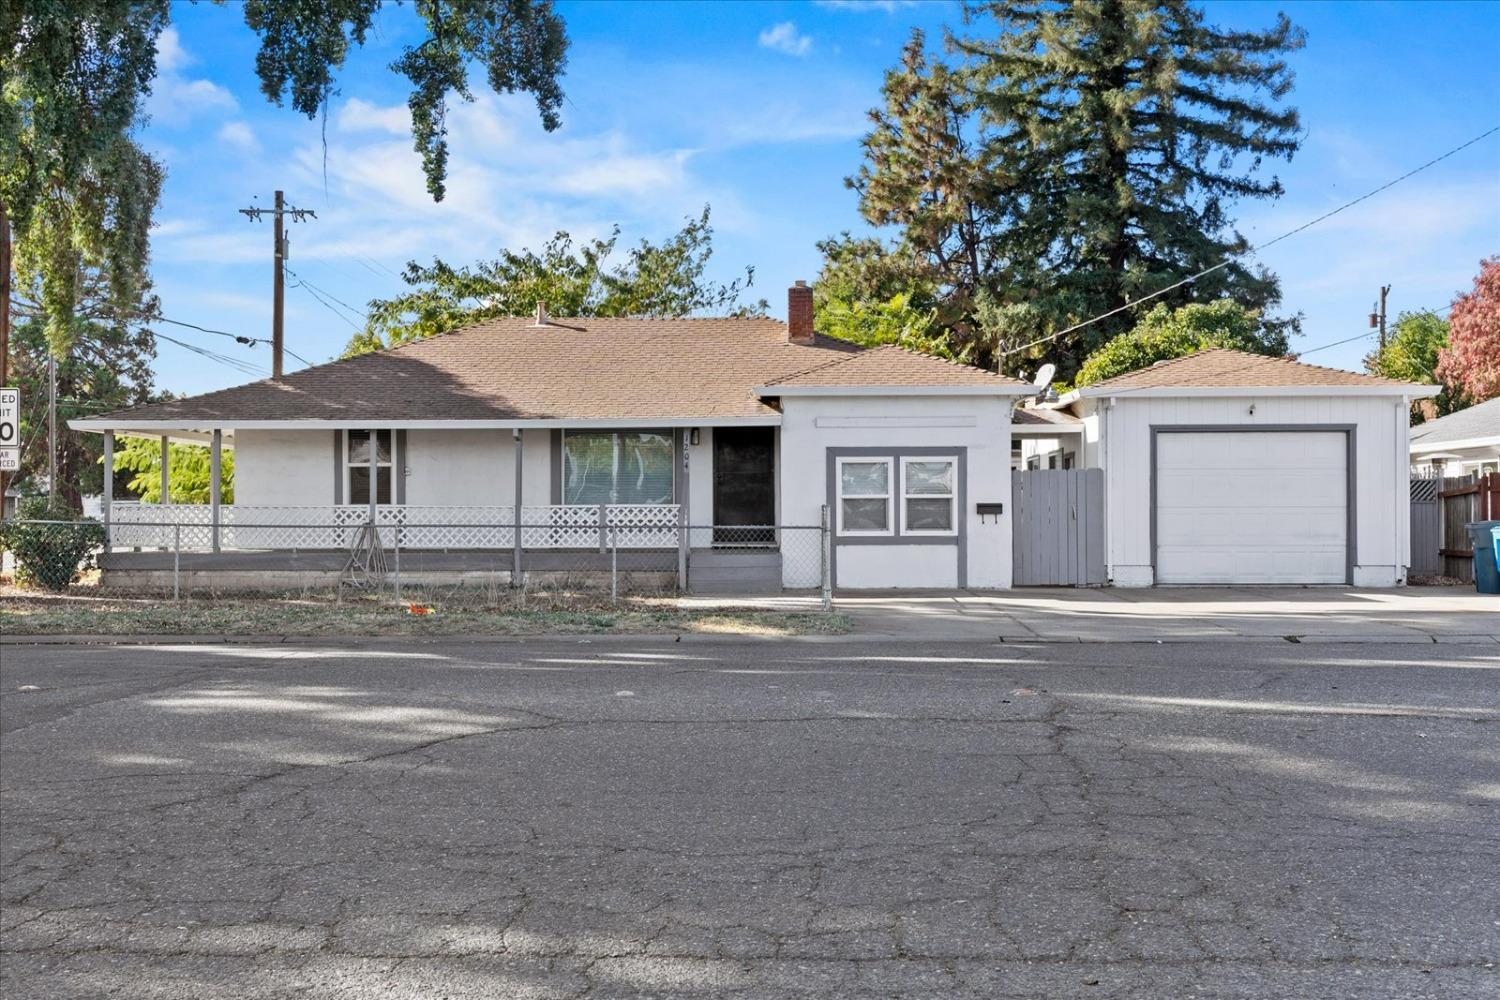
left=0, top=387, right=19, bottom=471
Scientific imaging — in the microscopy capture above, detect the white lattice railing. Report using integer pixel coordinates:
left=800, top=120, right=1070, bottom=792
left=108, top=504, right=682, bottom=551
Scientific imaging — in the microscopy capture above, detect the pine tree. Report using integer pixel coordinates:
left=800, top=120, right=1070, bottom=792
left=846, top=2, right=1304, bottom=376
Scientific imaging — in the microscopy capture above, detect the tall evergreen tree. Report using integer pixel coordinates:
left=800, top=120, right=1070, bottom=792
left=847, top=1, right=1304, bottom=376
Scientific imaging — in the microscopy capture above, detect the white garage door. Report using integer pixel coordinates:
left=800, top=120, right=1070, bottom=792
left=1156, top=431, right=1347, bottom=585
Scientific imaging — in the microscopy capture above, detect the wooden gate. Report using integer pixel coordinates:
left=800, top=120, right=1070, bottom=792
left=1012, top=469, right=1106, bottom=586
left=1409, top=478, right=1440, bottom=576
left=1438, top=473, right=1500, bottom=582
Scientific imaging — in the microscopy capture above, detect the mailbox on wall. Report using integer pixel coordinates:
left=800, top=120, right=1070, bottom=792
left=976, top=502, right=1004, bottom=522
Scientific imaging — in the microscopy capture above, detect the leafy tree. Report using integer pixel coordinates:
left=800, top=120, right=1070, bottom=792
left=112, top=437, right=235, bottom=504
left=346, top=208, right=764, bottom=355
left=1437, top=256, right=1500, bottom=403
left=1364, top=310, right=1463, bottom=423
left=1, top=1, right=168, bottom=356
left=7, top=306, right=157, bottom=510
left=846, top=1, right=1304, bottom=377
left=814, top=234, right=948, bottom=355
left=1073, top=300, right=1284, bottom=387
left=243, top=0, right=568, bottom=200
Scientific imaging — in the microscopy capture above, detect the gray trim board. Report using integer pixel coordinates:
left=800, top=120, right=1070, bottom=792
left=333, top=431, right=343, bottom=504
left=1148, top=424, right=1357, bottom=586
left=550, top=430, right=563, bottom=504
left=825, top=446, right=968, bottom=589
left=395, top=429, right=407, bottom=505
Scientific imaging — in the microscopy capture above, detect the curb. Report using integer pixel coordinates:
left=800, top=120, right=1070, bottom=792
left=3, top=632, right=1497, bottom=648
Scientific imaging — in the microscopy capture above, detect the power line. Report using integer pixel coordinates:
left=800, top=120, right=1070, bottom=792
left=284, top=266, right=367, bottom=331
left=1002, top=123, right=1500, bottom=360
left=137, top=313, right=314, bottom=368
left=154, top=331, right=268, bottom=379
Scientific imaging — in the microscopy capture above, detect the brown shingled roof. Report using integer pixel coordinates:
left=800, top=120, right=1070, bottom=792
left=1079, top=348, right=1415, bottom=392
left=761, top=344, right=1010, bottom=389
left=94, top=316, right=1022, bottom=425
left=1012, top=406, right=1083, bottom=428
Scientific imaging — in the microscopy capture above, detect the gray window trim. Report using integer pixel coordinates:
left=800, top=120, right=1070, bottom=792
left=825, top=446, right=968, bottom=589
left=332, top=431, right=343, bottom=504
left=1149, top=424, right=1357, bottom=586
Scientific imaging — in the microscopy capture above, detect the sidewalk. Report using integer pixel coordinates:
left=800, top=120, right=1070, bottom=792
left=682, top=585, right=1500, bottom=644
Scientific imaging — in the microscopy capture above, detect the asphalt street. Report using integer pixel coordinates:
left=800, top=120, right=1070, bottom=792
left=2, top=637, right=1497, bottom=999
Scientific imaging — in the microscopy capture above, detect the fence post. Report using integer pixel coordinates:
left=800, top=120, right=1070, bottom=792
left=598, top=503, right=608, bottom=553
left=820, top=504, right=832, bottom=611
left=610, top=526, right=619, bottom=605
left=677, top=505, right=688, bottom=592
left=172, top=523, right=180, bottom=602
left=393, top=524, right=402, bottom=603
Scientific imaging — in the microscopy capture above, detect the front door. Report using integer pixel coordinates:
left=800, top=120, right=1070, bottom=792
left=712, top=427, right=775, bottom=543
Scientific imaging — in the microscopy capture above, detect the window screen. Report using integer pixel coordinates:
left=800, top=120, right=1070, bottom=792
left=347, top=430, right=392, bottom=506
left=563, top=432, right=673, bottom=505
left=838, top=458, right=892, bottom=534
left=902, top=458, right=956, bottom=534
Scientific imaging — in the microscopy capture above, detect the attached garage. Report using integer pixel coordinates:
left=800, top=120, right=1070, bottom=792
left=1051, top=349, right=1441, bottom=588
left=1154, top=429, right=1349, bottom=584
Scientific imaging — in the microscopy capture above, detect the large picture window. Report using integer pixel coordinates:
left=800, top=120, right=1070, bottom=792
left=837, top=457, right=893, bottom=535
left=901, top=457, right=957, bottom=535
left=563, top=431, right=673, bottom=505
left=345, top=429, right=393, bottom=506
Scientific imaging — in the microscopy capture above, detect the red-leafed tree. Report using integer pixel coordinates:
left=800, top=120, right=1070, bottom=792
left=1437, top=256, right=1500, bottom=402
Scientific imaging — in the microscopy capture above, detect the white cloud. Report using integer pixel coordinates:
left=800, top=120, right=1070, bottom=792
left=217, top=121, right=260, bottom=153
left=815, top=1, right=917, bottom=12
left=147, top=25, right=237, bottom=126
left=336, top=98, right=413, bottom=136
left=759, top=22, right=813, bottom=57
left=154, top=25, right=191, bottom=73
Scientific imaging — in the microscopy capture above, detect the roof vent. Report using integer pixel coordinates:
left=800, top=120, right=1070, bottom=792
left=533, top=301, right=549, bottom=326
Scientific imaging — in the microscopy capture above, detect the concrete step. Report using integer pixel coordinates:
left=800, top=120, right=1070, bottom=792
left=689, top=549, right=782, bottom=569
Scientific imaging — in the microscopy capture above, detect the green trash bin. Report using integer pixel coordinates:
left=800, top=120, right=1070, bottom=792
left=1468, top=520, right=1500, bottom=595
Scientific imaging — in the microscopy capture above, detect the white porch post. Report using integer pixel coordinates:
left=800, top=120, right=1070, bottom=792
left=101, top=430, right=113, bottom=552
left=159, top=435, right=170, bottom=504
left=512, top=428, right=523, bottom=583
left=210, top=429, right=222, bottom=553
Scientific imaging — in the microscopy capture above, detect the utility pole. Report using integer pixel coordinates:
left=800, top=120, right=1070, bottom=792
left=47, top=353, right=56, bottom=501
left=238, top=191, right=315, bottom=378
left=1, top=202, right=11, bottom=508
left=1370, top=284, right=1391, bottom=352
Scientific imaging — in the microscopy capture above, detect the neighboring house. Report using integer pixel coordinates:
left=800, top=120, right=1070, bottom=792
left=72, top=283, right=1033, bottom=590
left=1020, top=349, right=1439, bottom=587
left=71, top=301, right=1441, bottom=590
left=1408, top=397, right=1500, bottom=477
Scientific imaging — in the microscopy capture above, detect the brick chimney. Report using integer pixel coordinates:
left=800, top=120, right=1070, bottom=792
left=787, top=280, right=815, bottom=345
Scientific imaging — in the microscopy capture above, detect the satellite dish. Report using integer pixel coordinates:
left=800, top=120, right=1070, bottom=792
left=1032, top=363, right=1056, bottom=388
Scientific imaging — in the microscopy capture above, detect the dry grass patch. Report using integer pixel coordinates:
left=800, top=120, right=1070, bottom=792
left=0, top=583, right=847, bottom=638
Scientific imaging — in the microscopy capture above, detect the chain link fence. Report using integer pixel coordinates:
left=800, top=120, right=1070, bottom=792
left=5, top=512, right=833, bottom=609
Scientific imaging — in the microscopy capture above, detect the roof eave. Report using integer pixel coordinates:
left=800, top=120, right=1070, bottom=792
left=69, top=415, right=785, bottom=433
left=754, top=384, right=1032, bottom=397
left=1075, top=384, right=1438, bottom=398
left=1410, top=435, right=1500, bottom=453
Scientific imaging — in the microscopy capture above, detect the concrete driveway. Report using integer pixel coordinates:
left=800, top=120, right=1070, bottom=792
left=2, top=637, right=1498, bottom=999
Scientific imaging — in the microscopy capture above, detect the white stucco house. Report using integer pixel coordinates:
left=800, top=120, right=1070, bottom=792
left=71, top=285, right=1439, bottom=591
left=72, top=283, right=1034, bottom=591
left=1408, top=397, right=1500, bottom=477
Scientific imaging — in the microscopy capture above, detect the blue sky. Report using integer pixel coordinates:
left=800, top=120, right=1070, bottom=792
left=141, top=0, right=1500, bottom=395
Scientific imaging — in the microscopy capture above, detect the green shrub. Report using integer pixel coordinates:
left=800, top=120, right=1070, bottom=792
left=0, top=496, right=107, bottom=591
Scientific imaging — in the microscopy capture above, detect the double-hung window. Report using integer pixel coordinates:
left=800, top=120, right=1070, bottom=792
left=901, top=457, right=957, bottom=535
left=562, top=431, right=673, bottom=505
left=837, top=457, right=893, bottom=534
left=345, top=429, right=393, bottom=505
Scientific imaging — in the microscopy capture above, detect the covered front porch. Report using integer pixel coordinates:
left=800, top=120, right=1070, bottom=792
left=87, top=421, right=820, bottom=592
